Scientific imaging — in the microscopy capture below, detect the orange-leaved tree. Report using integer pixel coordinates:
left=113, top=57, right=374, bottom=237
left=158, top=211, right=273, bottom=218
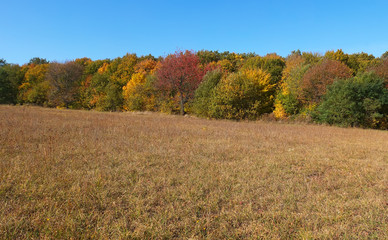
left=299, top=59, right=353, bottom=105
left=370, top=58, right=388, bottom=88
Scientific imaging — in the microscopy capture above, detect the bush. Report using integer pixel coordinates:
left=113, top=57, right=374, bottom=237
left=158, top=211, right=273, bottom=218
left=315, top=72, right=388, bottom=129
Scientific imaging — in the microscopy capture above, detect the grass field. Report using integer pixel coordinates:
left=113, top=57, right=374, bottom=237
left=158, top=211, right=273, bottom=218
left=0, top=105, right=387, bottom=239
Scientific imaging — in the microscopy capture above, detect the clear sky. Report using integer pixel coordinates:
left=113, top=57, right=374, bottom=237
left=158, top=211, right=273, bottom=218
left=1, top=0, right=388, bottom=64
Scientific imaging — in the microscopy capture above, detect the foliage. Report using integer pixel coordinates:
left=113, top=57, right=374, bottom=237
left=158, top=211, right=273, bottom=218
left=0, top=59, right=6, bottom=67
left=209, top=68, right=275, bottom=120
left=282, top=52, right=305, bottom=82
left=134, top=58, right=159, bottom=74
left=86, top=73, right=123, bottom=111
left=275, top=64, right=310, bottom=118
left=315, top=72, right=388, bottom=129
left=46, top=61, right=84, bottom=108
left=369, top=58, right=388, bottom=87
left=102, top=82, right=124, bottom=111
left=192, top=69, right=223, bottom=117
left=108, top=53, right=138, bottom=86
left=18, top=63, right=50, bottom=105
left=324, top=49, right=349, bottom=65
left=123, top=73, right=157, bottom=111
left=197, top=50, right=255, bottom=67
left=274, top=53, right=310, bottom=119
left=0, top=64, right=24, bottom=104
left=75, top=57, right=92, bottom=67
left=197, top=50, right=226, bottom=64
left=381, top=51, right=388, bottom=59
left=28, top=57, right=49, bottom=66
left=123, top=59, right=160, bottom=111
left=1, top=49, right=388, bottom=129
left=347, top=52, right=378, bottom=74
left=301, top=52, right=321, bottom=65
left=156, top=50, right=205, bottom=115
left=240, top=55, right=285, bottom=86
left=77, top=60, right=111, bottom=109
left=299, top=59, right=353, bottom=105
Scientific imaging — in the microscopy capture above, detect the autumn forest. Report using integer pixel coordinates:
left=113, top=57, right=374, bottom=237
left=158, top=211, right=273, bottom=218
left=1, top=49, right=387, bottom=129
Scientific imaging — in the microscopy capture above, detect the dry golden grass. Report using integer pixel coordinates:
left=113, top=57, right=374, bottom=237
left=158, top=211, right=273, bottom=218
left=0, top=105, right=387, bottom=239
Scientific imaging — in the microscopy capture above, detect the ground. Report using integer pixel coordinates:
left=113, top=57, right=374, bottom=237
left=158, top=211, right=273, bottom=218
left=0, top=105, right=387, bottom=239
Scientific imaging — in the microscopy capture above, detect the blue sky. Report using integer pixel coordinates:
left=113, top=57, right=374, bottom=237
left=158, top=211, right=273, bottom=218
left=1, top=0, right=388, bottom=64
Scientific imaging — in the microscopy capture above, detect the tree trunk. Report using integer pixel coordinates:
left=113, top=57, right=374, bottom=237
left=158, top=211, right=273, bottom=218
left=179, top=93, right=185, bottom=115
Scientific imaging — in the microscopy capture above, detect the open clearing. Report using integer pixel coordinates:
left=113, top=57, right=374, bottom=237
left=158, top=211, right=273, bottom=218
left=0, top=106, right=387, bottom=239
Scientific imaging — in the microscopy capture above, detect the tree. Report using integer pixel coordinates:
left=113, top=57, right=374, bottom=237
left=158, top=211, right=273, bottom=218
left=209, top=68, right=275, bottom=120
left=192, top=69, right=223, bottom=117
left=134, top=58, right=159, bottom=74
left=156, top=50, right=206, bottom=115
left=315, top=72, right=387, bottom=129
left=123, top=73, right=158, bottom=111
left=46, top=61, right=84, bottom=108
left=78, top=59, right=111, bottom=109
left=282, top=52, right=305, bottom=81
left=75, top=57, right=92, bottom=67
left=108, top=53, right=138, bottom=86
left=123, top=59, right=159, bottom=111
left=197, top=50, right=224, bottom=65
left=324, top=49, right=349, bottom=65
left=0, top=59, right=6, bottom=67
left=301, top=52, right=322, bottom=65
left=28, top=57, right=49, bottom=66
left=347, top=52, right=378, bottom=74
left=0, top=64, right=24, bottom=104
left=381, top=51, right=388, bottom=59
left=274, top=64, right=310, bottom=118
left=369, top=58, right=388, bottom=88
left=240, top=55, right=285, bottom=86
left=299, top=59, right=353, bottom=105
left=18, top=63, right=49, bottom=105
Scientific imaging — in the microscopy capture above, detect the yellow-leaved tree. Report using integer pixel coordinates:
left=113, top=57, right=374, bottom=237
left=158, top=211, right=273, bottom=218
left=109, top=53, right=138, bottom=86
left=209, top=68, right=275, bottom=120
left=274, top=52, right=307, bottom=119
left=122, top=59, right=159, bottom=111
left=18, top=63, right=50, bottom=105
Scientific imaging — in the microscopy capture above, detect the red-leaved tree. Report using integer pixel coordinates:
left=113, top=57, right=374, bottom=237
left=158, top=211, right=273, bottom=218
left=156, top=50, right=206, bottom=115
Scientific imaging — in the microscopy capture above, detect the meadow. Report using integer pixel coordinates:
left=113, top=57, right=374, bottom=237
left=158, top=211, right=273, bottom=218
left=0, top=105, right=387, bottom=239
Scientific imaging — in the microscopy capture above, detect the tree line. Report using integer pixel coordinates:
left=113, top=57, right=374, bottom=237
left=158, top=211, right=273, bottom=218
left=1, top=49, right=387, bottom=129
